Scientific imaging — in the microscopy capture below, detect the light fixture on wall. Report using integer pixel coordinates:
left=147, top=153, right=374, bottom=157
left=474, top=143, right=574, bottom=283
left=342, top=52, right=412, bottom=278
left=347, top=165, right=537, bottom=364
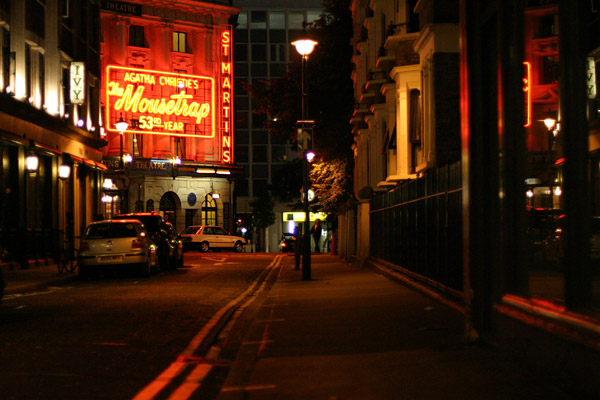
left=58, top=164, right=71, bottom=180
left=58, top=154, right=72, bottom=180
left=26, top=141, right=39, bottom=173
left=26, top=153, right=39, bottom=172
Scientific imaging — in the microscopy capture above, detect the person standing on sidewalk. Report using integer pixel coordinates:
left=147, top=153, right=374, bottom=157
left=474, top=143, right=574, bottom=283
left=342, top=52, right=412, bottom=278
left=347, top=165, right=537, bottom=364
left=310, top=219, right=322, bottom=252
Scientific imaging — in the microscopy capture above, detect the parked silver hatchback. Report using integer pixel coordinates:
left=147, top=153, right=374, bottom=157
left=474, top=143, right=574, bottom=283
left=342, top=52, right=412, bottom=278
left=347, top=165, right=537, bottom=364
left=78, top=219, right=158, bottom=278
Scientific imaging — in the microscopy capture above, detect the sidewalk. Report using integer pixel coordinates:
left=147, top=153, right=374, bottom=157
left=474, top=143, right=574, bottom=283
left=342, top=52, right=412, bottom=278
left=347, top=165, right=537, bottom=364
left=217, top=254, right=575, bottom=400
left=1, top=261, right=76, bottom=295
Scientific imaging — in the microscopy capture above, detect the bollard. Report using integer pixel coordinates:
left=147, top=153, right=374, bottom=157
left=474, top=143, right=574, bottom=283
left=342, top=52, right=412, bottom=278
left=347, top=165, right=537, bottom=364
left=294, top=232, right=301, bottom=270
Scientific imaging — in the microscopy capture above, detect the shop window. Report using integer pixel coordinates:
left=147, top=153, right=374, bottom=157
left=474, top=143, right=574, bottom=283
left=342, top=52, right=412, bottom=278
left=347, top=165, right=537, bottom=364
left=173, top=31, right=187, bottom=53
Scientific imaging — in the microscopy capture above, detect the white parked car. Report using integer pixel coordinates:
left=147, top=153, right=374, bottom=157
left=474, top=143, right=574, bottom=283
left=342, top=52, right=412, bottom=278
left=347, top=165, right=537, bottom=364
left=78, top=219, right=158, bottom=277
left=180, top=225, right=248, bottom=253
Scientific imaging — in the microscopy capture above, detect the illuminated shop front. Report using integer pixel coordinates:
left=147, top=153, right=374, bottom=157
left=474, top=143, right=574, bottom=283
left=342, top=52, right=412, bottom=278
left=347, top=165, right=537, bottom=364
left=100, top=0, right=241, bottom=233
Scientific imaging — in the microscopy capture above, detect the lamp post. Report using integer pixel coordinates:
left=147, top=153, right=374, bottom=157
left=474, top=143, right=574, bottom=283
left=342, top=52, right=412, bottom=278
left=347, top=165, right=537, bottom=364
left=115, top=115, right=129, bottom=213
left=292, top=37, right=317, bottom=281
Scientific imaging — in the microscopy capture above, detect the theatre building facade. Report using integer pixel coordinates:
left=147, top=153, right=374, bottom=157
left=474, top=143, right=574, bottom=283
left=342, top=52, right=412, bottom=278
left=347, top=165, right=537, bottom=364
left=100, top=0, right=241, bottom=233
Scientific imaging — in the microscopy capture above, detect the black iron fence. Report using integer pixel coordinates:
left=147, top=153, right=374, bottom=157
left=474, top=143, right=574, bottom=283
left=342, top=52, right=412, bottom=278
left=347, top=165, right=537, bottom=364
left=370, top=162, right=463, bottom=292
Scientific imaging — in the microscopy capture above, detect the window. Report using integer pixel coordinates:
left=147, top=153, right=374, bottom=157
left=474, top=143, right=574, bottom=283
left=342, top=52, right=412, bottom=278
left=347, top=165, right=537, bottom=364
left=289, top=12, right=304, bottom=29
left=2, top=28, right=10, bottom=92
left=409, top=89, right=422, bottom=142
left=173, top=31, right=187, bottom=53
left=251, top=44, right=266, bottom=61
left=234, top=44, right=248, bottom=62
left=307, top=11, right=321, bottom=24
left=129, top=25, right=145, bottom=47
left=270, top=44, right=286, bottom=62
left=253, top=145, right=268, bottom=162
left=269, top=12, right=285, bottom=29
left=236, top=12, right=247, bottom=29
left=202, top=194, right=217, bottom=225
left=250, top=11, right=266, bottom=29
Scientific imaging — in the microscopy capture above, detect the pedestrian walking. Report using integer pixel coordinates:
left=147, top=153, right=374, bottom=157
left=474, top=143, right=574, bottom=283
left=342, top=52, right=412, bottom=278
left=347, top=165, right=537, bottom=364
left=310, top=219, right=322, bottom=252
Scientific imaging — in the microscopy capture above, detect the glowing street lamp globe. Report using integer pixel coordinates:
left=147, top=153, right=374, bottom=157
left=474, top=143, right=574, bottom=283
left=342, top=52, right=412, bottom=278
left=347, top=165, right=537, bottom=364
left=292, top=39, right=318, bottom=57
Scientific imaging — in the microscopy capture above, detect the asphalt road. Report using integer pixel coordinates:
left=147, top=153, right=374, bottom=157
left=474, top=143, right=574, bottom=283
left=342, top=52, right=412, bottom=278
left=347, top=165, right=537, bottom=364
left=0, top=252, right=282, bottom=400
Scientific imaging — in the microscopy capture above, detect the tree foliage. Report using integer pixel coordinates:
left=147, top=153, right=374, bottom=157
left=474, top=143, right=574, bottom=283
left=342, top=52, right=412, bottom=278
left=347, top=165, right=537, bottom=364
left=309, top=157, right=353, bottom=213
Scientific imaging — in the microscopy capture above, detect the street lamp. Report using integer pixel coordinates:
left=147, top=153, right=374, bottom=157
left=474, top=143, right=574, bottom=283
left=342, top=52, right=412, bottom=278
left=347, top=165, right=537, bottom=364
left=292, top=37, right=317, bottom=281
left=115, top=115, right=128, bottom=170
left=115, top=115, right=129, bottom=212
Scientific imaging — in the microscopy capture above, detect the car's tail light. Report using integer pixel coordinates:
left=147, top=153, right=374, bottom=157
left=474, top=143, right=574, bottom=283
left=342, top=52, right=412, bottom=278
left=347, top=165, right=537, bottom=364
left=281, top=242, right=287, bottom=248
left=80, top=241, right=90, bottom=251
left=131, top=239, right=144, bottom=249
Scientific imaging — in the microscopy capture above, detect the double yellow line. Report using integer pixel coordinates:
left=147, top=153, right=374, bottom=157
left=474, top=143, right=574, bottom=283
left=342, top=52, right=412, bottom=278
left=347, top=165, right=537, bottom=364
left=133, top=254, right=284, bottom=400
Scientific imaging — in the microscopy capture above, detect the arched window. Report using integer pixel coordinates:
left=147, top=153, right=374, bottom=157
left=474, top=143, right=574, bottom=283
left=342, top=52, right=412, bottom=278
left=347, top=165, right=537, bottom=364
left=202, top=194, right=217, bottom=225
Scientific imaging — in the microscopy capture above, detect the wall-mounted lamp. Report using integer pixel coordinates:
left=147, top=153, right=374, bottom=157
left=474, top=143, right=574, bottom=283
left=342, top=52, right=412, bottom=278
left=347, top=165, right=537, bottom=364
left=26, top=153, right=39, bottom=172
left=211, top=192, right=221, bottom=199
left=58, top=163, right=71, bottom=180
left=123, top=154, right=133, bottom=164
left=554, top=186, right=562, bottom=197
left=543, top=118, right=557, bottom=131
left=58, top=154, right=72, bottom=180
left=306, top=151, right=316, bottom=162
left=103, top=178, right=114, bottom=189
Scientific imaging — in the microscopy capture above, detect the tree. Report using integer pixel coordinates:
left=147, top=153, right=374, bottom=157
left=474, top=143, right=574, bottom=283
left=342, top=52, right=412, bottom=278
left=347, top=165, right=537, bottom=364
left=309, top=157, right=353, bottom=213
left=244, top=0, right=355, bottom=213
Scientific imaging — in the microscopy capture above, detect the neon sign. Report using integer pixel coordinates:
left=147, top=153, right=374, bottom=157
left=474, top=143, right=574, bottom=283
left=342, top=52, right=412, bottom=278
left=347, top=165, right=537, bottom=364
left=105, top=66, right=215, bottom=138
left=523, top=61, right=531, bottom=128
left=220, top=28, right=233, bottom=164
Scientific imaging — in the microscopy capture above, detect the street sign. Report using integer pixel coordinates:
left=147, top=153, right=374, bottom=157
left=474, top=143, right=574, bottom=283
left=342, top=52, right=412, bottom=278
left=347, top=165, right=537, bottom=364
left=297, top=127, right=312, bottom=152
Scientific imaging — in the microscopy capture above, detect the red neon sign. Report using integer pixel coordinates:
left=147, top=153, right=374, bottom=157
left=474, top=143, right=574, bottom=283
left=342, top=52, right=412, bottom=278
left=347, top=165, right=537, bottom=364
left=220, top=28, right=233, bottom=164
left=105, top=66, right=215, bottom=138
left=523, top=61, right=531, bottom=128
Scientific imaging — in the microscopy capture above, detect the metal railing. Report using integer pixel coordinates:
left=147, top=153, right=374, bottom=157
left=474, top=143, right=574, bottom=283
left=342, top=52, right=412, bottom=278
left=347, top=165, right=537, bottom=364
left=370, top=162, right=463, bottom=291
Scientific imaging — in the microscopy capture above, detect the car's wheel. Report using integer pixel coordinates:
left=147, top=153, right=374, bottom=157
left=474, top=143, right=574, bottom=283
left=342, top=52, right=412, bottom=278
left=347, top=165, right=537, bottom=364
left=233, top=241, right=244, bottom=253
left=200, top=241, right=210, bottom=252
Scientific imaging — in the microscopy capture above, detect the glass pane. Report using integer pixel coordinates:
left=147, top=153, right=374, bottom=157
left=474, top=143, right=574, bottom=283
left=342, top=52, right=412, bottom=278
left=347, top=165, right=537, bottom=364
left=288, top=11, right=304, bottom=29
left=237, top=12, right=247, bottom=29
left=251, top=44, right=266, bottom=61
left=250, top=11, right=266, bottom=29
left=251, top=30, right=266, bottom=43
left=269, top=29, right=286, bottom=44
left=269, top=12, right=285, bottom=29
left=307, top=11, right=321, bottom=24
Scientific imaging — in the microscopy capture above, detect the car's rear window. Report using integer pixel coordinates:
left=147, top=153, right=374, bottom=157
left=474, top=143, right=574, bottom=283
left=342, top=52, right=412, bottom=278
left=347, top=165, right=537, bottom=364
left=117, top=215, right=160, bottom=234
left=85, top=223, right=138, bottom=239
left=182, top=226, right=200, bottom=234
